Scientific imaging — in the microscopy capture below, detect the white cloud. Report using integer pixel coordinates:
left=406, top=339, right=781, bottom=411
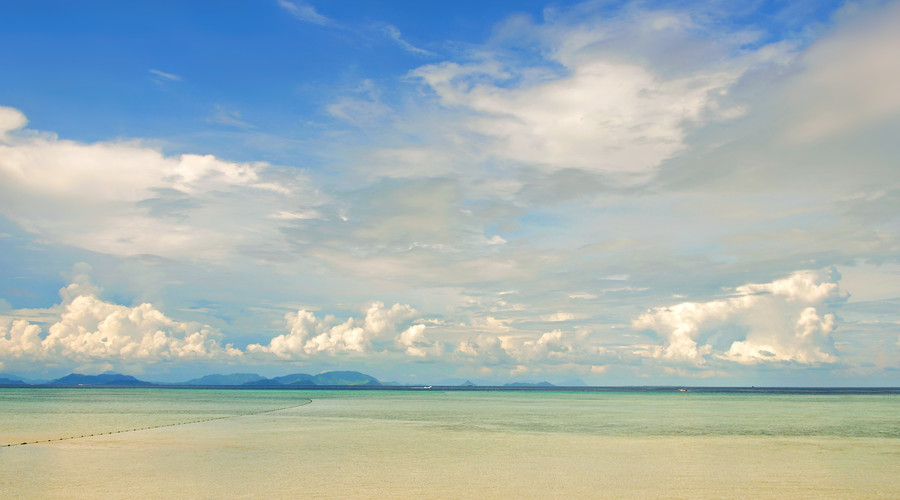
left=247, top=302, right=430, bottom=358
left=149, top=69, right=181, bottom=82
left=540, top=312, right=575, bottom=322
left=0, top=106, right=27, bottom=141
left=0, top=107, right=322, bottom=260
left=724, top=307, right=837, bottom=364
left=364, top=302, right=417, bottom=337
left=633, top=270, right=848, bottom=365
left=510, top=329, right=594, bottom=363
left=0, top=319, right=42, bottom=361
left=1, top=135, right=252, bottom=201
left=1, top=273, right=446, bottom=370
left=277, top=0, right=333, bottom=26
left=0, top=282, right=240, bottom=369
left=44, top=295, right=239, bottom=361
left=456, top=327, right=601, bottom=366
left=380, top=24, right=433, bottom=56
left=395, top=323, right=443, bottom=358
left=415, top=60, right=737, bottom=177
left=456, top=334, right=512, bottom=364
left=486, top=235, right=507, bottom=246
left=734, top=271, right=844, bottom=303
left=408, top=6, right=763, bottom=180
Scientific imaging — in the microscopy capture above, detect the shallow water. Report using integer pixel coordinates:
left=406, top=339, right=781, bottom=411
left=2, top=389, right=899, bottom=498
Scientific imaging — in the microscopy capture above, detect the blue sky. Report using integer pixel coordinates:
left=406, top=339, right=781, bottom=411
left=1, top=0, right=898, bottom=385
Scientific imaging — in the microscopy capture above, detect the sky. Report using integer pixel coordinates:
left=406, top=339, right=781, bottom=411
left=1, top=0, right=898, bottom=385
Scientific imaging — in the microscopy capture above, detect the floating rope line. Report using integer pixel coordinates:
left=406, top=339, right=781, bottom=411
left=3, top=398, right=312, bottom=448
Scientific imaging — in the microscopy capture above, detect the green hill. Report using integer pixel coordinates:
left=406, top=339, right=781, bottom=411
left=50, top=373, right=153, bottom=386
left=183, top=373, right=266, bottom=385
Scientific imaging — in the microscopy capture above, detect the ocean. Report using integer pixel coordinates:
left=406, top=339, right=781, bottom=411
left=2, top=388, right=898, bottom=498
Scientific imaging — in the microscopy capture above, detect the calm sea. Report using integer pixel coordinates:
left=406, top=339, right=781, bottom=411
left=2, top=388, right=898, bottom=498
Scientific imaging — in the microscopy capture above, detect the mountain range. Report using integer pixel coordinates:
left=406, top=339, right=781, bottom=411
left=0, top=371, right=561, bottom=387
left=182, top=371, right=381, bottom=387
left=51, top=372, right=155, bottom=386
left=0, top=370, right=383, bottom=387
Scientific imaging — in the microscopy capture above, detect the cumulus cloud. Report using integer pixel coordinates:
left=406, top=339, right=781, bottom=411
left=0, top=107, right=322, bottom=260
left=247, top=302, right=435, bottom=358
left=456, top=327, right=601, bottom=366
left=395, top=323, right=443, bottom=358
left=0, top=106, right=27, bottom=141
left=0, top=281, right=240, bottom=370
left=633, top=270, right=848, bottom=365
left=456, top=334, right=513, bottom=365
left=0, top=272, right=448, bottom=371
left=724, top=307, right=838, bottom=364
left=507, top=329, right=596, bottom=363
left=43, top=296, right=239, bottom=361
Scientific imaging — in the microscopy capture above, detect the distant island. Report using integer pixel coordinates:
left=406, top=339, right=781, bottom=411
left=50, top=373, right=155, bottom=386
left=0, top=370, right=571, bottom=388
left=179, top=371, right=381, bottom=387
left=0, top=370, right=385, bottom=387
left=0, top=376, right=28, bottom=385
left=2, top=372, right=897, bottom=393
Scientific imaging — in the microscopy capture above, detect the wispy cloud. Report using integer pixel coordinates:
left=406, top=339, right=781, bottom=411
left=207, top=105, right=255, bottom=129
left=276, top=0, right=333, bottom=26
left=380, top=24, right=433, bottom=56
left=276, top=1, right=433, bottom=57
left=149, top=68, right=181, bottom=82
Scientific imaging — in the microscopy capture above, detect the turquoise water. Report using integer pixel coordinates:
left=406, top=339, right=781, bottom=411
left=294, top=390, right=900, bottom=438
left=1, top=388, right=310, bottom=445
left=2, top=389, right=899, bottom=498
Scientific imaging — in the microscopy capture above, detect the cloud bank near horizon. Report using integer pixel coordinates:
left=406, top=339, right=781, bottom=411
left=0, top=268, right=856, bottom=378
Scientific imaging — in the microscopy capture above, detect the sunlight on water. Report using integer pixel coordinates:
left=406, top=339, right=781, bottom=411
left=1, top=389, right=898, bottom=498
